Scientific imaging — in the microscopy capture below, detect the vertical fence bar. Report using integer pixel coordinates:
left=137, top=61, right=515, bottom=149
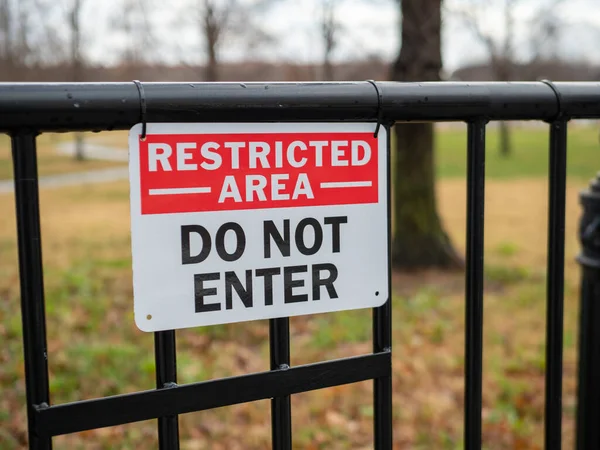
left=154, top=330, right=179, bottom=449
left=11, top=133, right=52, bottom=450
left=576, top=173, right=600, bottom=450
left=373, top=302, right=392, bottom=450
left=270, top=318, right=292, bottom=450
left=545, top=120, right=567, bottom=450
left=373, top=124, right=392, bottom=450
left=464, top=119, right=486, bottom=450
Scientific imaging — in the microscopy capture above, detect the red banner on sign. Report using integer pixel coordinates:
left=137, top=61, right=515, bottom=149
left=138, top=132, right=379, bottom=215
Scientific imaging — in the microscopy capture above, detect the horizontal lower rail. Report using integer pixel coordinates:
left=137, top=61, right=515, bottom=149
left=35, top=351, right=391, bottom=437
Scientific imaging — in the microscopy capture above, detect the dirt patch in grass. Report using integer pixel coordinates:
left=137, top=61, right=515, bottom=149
left=0, top=177, right=588, bottom=449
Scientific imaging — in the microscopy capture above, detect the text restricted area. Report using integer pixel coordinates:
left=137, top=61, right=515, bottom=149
left=140, top=131, right=378, bottom=214
left=129, top=122, right=389, bottom=331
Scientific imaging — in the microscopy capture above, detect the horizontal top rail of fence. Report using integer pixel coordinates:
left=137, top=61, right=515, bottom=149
left=1, top=81, right=600, bottom=133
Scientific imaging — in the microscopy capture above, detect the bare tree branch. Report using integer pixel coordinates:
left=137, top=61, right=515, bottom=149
left=177, top=0, right=283, bottom=81
left=0, top=0, right=65, bottom=78
left=445, top=2, right=498, bottom=60
left=113, top=0, right=157, bottom=67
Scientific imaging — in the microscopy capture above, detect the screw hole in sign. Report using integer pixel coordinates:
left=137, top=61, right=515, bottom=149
left=146, top=314, right=152, bottom=320
left=375, top=291, right=379, bottom=296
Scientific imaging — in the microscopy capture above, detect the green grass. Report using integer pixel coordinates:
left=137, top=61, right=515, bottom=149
left=310, top=309, right=372, bottom=349
left=434, top=123, right=599, bottom=179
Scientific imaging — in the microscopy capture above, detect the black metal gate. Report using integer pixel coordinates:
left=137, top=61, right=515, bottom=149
left=1, top=80, right=599, bottom=450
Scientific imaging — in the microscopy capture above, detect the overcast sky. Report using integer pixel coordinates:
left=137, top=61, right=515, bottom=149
left=81, top=0, right=600, bottom=74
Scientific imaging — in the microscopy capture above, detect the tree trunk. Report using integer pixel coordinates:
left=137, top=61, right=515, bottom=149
left=390, top=0, right=462, bottom=269
left=203, top=0, right=219, bottom=82
left=499, top=120, right=511, bottom=157
left=323, top=58, right=333, bottom=81
left=322, top=0, right=335, bottom=81
left=75, top=132, right=84, bottom=161
left=205, top=45, right=218, bottom=81
left=71, top=0, right=85, bottom=161
left=392, top=123, right=461, bottom=268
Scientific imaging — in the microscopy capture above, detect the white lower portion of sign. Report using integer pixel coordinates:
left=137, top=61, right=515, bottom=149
left=129, top=122, right=389, bottom=332
left=131, top=204, right=388, bottom=331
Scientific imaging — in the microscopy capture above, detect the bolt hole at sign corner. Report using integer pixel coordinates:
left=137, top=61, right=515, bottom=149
left=146, top=314, right=152, bottom=320
left=375, top=291, right=379, bottom=296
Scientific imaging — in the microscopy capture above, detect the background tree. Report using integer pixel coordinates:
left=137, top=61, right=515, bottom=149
left=68, top=0, right=86, bottom=160
left=0, top=0, right=61, bottom=80
left=188, top=0, right=277, bottom=81
left=525, top=1, right=563, bottom=72
left=200, top=0, right=230, bottom=81
left=390, top=0, right=462, bottom=269
left=114, top=0, right=156, bottom=74
left=453, top=0, right=515, bottom=157
left=451, top=0, right=566, bottom=157
left=321, top=0, right=337, bottom=80
left=0, top=0, right=19, bottom=78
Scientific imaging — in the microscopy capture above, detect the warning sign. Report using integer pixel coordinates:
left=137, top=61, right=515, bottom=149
left=129, top=122, right=389, bottom=332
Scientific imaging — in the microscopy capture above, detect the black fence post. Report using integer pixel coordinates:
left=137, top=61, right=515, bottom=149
left=11, top=133, right=52, bottom=449
left=576, top=173, right=600, bottom=450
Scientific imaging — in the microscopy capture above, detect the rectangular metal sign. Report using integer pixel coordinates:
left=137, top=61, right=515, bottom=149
left=129, top=122, right=389, bottom=332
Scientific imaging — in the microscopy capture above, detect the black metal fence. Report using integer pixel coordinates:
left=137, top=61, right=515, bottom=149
left=1, top=80, right=599, bottom=450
